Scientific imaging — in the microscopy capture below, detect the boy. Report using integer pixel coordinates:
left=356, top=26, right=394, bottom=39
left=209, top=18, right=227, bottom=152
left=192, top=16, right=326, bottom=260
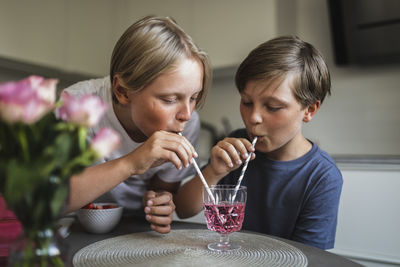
left=174, top=36, right=343, bottom=249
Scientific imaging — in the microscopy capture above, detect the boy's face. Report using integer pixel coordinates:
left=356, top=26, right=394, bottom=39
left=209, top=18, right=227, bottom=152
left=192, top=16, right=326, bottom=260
left=240, top=75, right=313, bottom=160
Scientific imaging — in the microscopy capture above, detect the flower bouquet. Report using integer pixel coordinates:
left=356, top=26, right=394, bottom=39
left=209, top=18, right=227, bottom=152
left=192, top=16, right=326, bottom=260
left=0, top=76, right=120, bottom=266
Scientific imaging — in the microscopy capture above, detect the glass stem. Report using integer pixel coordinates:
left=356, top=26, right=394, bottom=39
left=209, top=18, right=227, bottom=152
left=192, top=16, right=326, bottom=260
left=219, top=234, right=229, bottom=246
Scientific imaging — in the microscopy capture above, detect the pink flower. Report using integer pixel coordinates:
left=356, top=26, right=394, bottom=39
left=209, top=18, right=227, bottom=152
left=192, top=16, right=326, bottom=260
left=90, top=128, right=121, bottom=158
left=57, top=92, right=107, bottom=127
left=27, top=75, right=58, bottom=103
left=0, top=76, right=57, bottom=124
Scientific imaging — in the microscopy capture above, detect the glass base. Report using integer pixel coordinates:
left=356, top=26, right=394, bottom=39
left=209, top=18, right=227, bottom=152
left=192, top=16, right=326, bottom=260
left=207, top=242, right=241, bottom=252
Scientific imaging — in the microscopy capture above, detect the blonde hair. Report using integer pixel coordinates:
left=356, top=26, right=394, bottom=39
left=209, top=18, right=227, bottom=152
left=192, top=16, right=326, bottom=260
left=110, top=15, right=211, bottom=108
left=235, top=35, right=331, bottom=107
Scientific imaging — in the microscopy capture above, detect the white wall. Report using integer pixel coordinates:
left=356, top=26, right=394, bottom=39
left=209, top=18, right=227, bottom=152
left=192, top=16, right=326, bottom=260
left=198, top=74, right=244, bottom=136
left=295, top=0, right=400, bottom=156
left=0, top=0, right=118, bottom=76
left=199, top=0, right=400, bottom=157
left=0, top=0, right=276, bottom=75
left=114, top=0, right=277, bottom=69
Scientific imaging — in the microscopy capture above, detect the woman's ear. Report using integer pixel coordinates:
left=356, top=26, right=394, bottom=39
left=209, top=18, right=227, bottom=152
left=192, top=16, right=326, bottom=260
left=112, top=75, right=130, bottom=105
left=303, top=100, right=321, bottom=122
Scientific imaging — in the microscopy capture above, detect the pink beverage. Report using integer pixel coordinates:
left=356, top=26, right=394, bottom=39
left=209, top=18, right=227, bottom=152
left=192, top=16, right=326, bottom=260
left=204, top=202, right=245, bottom=235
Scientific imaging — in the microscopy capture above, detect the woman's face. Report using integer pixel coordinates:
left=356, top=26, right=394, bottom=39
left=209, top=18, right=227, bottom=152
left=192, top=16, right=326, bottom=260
left=123, top=57, right=203, bottom=142
left=240, top=75, right=309, bottom=160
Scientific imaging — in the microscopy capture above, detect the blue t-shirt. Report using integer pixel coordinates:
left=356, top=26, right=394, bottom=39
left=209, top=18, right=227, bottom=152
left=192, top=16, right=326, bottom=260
left=219, top=129, right=343, bottom=249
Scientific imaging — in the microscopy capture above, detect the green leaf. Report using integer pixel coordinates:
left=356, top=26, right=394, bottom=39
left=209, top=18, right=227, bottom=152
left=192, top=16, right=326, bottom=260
left=37, top=132, right=74, bottom=177
left=50, top=184, right=68, bottom=217
left=78, top=127, right=88, bottom=151
left=4, top=160, right=37, bottom=207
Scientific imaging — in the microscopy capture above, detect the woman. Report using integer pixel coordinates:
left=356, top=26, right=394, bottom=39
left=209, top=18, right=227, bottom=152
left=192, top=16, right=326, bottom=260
left=64, top=16, right=211, bottom=234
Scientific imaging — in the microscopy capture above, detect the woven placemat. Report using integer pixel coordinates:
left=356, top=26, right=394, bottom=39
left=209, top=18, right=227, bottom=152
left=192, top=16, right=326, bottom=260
left=73, top=229, right=307, bottom=267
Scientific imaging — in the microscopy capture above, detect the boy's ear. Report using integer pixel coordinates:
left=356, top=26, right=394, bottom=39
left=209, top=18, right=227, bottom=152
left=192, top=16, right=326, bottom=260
left=303, top=100, right=321, bottom=122
left=112, top=75, right=130, bottom=105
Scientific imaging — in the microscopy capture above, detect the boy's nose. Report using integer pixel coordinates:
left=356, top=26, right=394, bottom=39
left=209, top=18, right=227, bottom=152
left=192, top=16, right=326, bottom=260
left=250, top=108, right=263, bottom=124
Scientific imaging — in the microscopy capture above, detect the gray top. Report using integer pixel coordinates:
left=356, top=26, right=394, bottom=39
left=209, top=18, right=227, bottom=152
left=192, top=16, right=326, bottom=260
left=63, top=77, right=200, bottom=210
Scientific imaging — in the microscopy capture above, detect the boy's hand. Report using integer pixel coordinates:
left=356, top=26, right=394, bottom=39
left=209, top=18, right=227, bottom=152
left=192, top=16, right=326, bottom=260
left=143, top=190, right=175, bottom=234
left=209, top=137, right=256, bottom=177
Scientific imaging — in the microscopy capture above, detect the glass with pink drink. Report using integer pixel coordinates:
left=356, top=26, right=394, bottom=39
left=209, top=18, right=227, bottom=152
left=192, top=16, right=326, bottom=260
left=203, top=185, right=247, bottom=251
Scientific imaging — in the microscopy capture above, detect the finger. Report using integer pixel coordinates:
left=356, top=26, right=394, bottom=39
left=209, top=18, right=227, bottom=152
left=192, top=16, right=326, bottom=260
left=177, top=133, right=198, bottom=158
left=234, top=138, right=254, bottom=159
left=167, top=150, right=184, bottom=170
left=150, top=192, right=173, bottom=206
left=171, top=141, right=192, bottom=168
left=145, top=205, right=175, bottom=216
left=152, top=132, right=194, bottom=169
left=144, top=190, right=156, bottom=201
left=212, top=145, right=237, bottom=168
left=146, top=213, right=173, bottom=225
left=143, top=190, right=156, bottom=206
left=152, top=149, right=183, bottom=170
left=217, top=139, right=244, bottom=165
left=226, top=138, right=255, bottom=160
left=246, top=137, right=256, bottom=152
left=150, top=223, right=171, bottom=234
left=164, top=131, right=198, bottom=166
left=172, top=133, right=199, bottom=167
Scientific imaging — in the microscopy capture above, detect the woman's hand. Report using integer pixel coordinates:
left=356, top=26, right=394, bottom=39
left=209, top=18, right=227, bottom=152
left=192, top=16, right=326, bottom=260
left=209, top=137, right=256, bottom=177
left=127, top=131, right=198, bottom=176
left=143, top=190, right=175, bottom=234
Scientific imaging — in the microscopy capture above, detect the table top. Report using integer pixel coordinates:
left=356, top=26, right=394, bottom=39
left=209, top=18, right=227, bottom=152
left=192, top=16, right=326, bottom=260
left=65, top=216, right=361, bottom=267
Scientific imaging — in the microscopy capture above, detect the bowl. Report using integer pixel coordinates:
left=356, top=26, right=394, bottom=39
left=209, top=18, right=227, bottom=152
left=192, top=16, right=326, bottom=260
left=76, top=202, right=123, bottom=234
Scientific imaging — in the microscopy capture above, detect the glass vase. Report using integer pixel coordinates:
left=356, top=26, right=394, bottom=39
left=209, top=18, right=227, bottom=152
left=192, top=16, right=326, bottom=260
left=5, top=174, right=70, bottom=267
left=7, top=226, right=68, bottom=267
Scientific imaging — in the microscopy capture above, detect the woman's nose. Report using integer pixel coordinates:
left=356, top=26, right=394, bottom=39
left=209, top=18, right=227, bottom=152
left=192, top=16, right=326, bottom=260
left=176, top=102, right=192, bottom=122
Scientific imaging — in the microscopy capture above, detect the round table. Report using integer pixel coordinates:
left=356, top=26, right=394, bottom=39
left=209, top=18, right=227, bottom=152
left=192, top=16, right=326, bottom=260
left=65, top=216, right=361, bottom=267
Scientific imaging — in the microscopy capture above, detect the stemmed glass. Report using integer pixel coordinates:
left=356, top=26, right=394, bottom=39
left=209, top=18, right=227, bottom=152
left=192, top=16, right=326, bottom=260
left=203, top=185, right=247, bottom=252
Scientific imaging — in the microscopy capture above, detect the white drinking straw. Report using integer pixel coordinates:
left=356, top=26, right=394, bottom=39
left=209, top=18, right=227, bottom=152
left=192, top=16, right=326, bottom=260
left=232, top=136, right=258, bottom=201
left=178, top=133, right=216, bottom=204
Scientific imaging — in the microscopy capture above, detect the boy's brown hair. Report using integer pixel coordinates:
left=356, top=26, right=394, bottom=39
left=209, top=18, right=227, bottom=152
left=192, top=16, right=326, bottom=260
left=235, top=35, right=331, bottom=108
